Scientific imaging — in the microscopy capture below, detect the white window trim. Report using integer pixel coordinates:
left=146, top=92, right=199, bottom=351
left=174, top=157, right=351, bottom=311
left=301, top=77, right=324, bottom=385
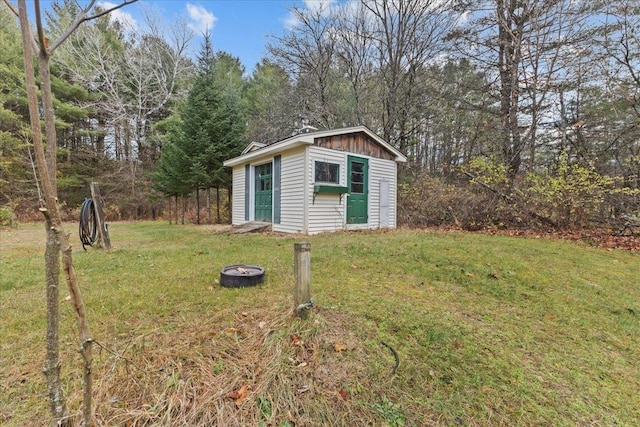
left=313, top=160, right=341, bottom=185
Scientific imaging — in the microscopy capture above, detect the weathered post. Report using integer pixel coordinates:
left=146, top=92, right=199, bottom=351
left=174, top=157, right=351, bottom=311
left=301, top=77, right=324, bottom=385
left=90, top=182, right=111, bottom=250
left=294, top=242, right=312, bottom=318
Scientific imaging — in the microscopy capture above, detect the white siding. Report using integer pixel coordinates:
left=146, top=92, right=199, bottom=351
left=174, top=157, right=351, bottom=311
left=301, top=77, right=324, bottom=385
left=273, top=148, right=306, bottom=233
left=231, top=165, right=246, bottom=225
left=368, top=157, right=398, bottom=229
left=307, top=146, right=347, bottom=234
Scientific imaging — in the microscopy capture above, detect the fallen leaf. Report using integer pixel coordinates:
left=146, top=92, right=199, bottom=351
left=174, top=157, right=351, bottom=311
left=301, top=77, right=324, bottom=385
left=241, top=311, right=249, bottom=317
left=227, top=384, right=250, bottom=406
left=237, top=267, right=248, bottom=274
left=226, top=327, right=237, bottom=333
left=214, top=279, right=219, bottom=284
left=351, top=264, right=358, bottom=269
left=291, top=334, right=303, bottom=346
left=338, top=389, right=348, bottom=401
left=64, top=295, right=71, bottom=301
left=334, top=342, right=347, bottom=352
left=258, top=321, right=266, bottom=329
left=297, top=362, right=308, bottom=368
left=207, top=286, right=214, bottom=291
left=297, top=385, right=310, bottom=393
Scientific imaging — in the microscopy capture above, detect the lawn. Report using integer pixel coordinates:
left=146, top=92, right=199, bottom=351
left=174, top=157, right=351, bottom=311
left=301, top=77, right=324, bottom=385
left=1, top=222, right=639, bottom=426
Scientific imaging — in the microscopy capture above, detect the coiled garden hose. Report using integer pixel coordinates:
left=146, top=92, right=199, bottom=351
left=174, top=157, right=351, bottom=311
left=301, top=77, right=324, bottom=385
left=79, top=198, right=97, bottom=250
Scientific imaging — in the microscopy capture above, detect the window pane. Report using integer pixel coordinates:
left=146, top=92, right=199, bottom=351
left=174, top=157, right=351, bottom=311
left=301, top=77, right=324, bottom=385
left=315, top=161, right=339, bottom=183
left=351, top=183, right=363, bottom=194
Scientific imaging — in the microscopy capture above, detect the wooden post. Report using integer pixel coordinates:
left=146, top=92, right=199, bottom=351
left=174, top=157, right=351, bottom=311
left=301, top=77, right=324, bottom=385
left=294, top=242, right=311, bottom=318
left=90, top=182, right=111, bottom=250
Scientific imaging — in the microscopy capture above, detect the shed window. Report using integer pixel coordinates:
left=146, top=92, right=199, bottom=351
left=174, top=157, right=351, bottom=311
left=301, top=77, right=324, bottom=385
left=315, top=161, right=340, bottom=184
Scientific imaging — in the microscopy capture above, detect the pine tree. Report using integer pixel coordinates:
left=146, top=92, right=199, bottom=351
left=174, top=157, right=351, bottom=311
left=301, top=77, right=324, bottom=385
left=0, top=6, right=30, bottom=207
left=152, top=41, right=247, bottom=224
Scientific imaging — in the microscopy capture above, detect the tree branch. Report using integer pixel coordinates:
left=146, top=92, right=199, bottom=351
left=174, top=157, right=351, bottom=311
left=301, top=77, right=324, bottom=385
left=50, top=0, right=138, bottom=52
left=4, top=0, right=40, bottom=55
left=2, top=0, right=18, bottom=15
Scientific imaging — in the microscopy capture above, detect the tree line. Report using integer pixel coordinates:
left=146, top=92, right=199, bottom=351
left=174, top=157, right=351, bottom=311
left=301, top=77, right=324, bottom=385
left=1, top=0, right=639, bottom=230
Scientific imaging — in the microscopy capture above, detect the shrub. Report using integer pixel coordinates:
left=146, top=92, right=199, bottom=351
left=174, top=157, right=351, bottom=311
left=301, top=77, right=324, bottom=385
left=525, top=155, right=617, bottom=228
left=398, top=173, right=520, bottom=230
left=0, top=206, right=18, bottom=228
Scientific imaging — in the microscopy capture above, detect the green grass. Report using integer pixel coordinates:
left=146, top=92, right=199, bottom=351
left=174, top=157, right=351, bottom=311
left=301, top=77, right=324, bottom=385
left=1, top=222, right=639, bottom=426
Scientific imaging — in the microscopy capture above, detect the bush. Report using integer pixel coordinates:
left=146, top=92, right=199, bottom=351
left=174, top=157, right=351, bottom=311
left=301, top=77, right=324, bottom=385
left=0, top=206, right=18, bottom=228
left=400, top=155, right=640, bottom=232
left=524, top=155, right=630, bottom=228
left=398, top=173, right=520, bottom=230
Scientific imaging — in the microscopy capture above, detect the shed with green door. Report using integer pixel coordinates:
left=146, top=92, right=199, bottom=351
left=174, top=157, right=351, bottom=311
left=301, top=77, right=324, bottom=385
left=223, top=126, right=407, bottom=234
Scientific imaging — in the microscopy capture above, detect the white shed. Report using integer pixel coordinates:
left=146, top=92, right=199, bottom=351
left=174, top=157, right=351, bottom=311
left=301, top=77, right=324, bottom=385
left=223, top=126, right=407, bottom=234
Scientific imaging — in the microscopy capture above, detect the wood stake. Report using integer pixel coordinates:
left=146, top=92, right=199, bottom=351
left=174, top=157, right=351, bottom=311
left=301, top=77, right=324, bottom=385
left=90, top=182, right=111, bottom=250
left=294, top=242, right=311, bottom=318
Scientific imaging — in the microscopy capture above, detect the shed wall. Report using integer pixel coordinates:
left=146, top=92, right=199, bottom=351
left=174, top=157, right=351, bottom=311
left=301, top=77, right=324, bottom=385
left=231, top=165, right=246, bottom=225
left=307, top=146, right=347, bottom=234
left=273, top=147, right=306, bottom=233
left=368, top=157, right=398, bottom=229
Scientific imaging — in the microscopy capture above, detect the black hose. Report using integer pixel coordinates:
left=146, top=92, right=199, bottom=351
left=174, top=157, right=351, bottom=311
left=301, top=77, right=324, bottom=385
left=79, top=198, right=97, bottom=250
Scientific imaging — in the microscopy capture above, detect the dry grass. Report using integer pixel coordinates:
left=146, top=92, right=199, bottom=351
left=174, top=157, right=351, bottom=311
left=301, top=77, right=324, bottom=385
left=2, top=221, right=639, bottom=426
left=84, top=306, right=382, bottom=427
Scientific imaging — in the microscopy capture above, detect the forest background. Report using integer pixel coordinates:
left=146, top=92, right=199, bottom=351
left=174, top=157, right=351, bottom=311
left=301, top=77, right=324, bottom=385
left=1, top=0, right=639, bottom=233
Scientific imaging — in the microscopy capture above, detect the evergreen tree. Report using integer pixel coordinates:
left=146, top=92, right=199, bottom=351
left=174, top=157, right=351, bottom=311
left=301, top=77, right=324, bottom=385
left=0, top=6, right=31, bottom=208
left=246, top=59, right=296, bottom=143
left=197, top=30, right=215, bottom=75
left=152, top=44, right=247, bottom=223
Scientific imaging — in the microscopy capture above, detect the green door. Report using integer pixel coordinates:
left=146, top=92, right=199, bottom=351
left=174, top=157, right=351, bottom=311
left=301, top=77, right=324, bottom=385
left=347, top=156, right=368, bottom=224
left=255, top=163, right=272, bottom=222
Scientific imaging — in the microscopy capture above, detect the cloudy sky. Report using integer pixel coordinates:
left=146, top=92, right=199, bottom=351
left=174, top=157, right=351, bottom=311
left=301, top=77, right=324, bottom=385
left=97, top=0, right=308, bottom=72
left=27, top=0, right=331, bottom=73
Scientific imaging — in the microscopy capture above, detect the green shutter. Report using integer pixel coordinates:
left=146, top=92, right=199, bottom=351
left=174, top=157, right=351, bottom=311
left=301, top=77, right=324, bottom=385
left=273, top=155, right=281, bottom=224
left=244, top=164, right=250, bottom=221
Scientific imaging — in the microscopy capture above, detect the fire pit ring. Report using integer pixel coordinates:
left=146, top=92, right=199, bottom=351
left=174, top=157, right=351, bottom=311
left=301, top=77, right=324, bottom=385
left=220, top=264, right=265, bottom=288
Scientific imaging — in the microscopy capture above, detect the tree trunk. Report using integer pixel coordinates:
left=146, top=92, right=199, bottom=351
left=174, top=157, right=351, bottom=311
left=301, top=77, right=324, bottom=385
left=174, top=195, right=178, bottom=225
left=17, top=2, right=95, bottom=425
left=38, top=53, right=57, bottom=190
left=59, top=227, right=93, bottom=427
left=181, top=195, right=186, bottom=224
left=17, top=3, right=69, bottom=424
left=43, top=214, right=68, bottom=424
left=196, top=187, right=200, bottom=224
left=216, top=186, right=221, bottom=224
left=207, top=187, right=212, bottom=225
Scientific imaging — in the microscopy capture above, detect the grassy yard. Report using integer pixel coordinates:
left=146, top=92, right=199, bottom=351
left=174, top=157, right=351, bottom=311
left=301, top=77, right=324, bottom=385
left=1, top=222, right=639, bottom=426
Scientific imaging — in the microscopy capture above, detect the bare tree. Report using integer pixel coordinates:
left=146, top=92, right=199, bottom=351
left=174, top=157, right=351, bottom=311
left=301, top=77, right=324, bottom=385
left=598, top=1, right=640, bottom=183
left=268, top=2, right=339, bottom=128
left=4, top=1, right=136, bottom=425
left=451, top=0, right=599, bottom=178
left=361, top=0, right=459, bottom=150
left=51, top=8, right=194, bottom=217
left=334, top=1, right=378, bottom=127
